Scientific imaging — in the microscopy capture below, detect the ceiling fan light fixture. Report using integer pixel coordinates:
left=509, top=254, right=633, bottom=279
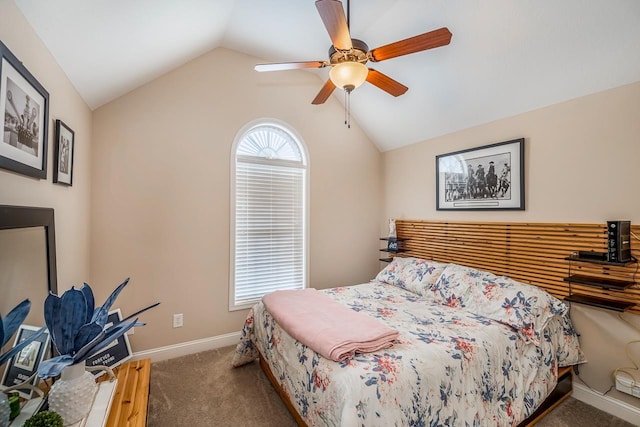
left=329, top=61, right=368, bottom=92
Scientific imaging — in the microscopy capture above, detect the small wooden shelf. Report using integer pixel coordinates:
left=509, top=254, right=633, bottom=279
left=565, top=256, right=637, bottom=266
left=563, top=274, right=635, bottom=291
left=564, top=251, right=637, bottom=312
left=379, top=248, right=407, bottom=254
left=564, top=294, right=634, bottom=312
left=379, top=236, right=407, bottom=258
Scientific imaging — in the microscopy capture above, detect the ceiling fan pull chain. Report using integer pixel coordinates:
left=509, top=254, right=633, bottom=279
left=347, top=91, right=351, bottom=129
left=344, top=90, right=348, bottom=126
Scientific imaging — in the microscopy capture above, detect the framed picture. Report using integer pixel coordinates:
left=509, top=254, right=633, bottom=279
left=85, top=309, right=132, bottom=375
left=0, top=41, right=49, bottom=179
left=436, top=138, right=525, bottom=210
left=0, top=325, right=50, bottom=399
left=53, top=120, right=74, bottom=185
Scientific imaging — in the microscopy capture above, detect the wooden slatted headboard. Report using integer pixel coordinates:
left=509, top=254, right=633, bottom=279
left=394, top=219, right=640, bottom=314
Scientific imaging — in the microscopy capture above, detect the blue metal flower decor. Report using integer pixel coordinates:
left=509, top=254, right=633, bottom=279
left=38, top=278, right=159, bottom=379
left=0, top=299, right=45, bottom=366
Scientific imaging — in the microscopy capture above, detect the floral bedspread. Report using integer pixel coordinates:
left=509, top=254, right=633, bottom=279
left=232, top=281, right=582, bottom=427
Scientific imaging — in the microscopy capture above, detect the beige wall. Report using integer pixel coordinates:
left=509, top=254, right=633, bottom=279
left=382, top=81, right=640, bottom=408
left=90, top=47, right=382, bottom=351
left=0, top=0, right=92, bottom=290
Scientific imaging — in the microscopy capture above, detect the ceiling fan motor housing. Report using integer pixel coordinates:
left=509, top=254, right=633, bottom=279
left=329, top=39, right=369, bottom=65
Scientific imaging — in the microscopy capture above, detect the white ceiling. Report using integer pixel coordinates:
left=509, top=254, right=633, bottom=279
left=14, top=0, right=640, bottom=151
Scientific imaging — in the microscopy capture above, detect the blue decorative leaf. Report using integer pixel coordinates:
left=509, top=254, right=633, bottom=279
left=121, top=302, right=161, bottom=322
left=71, top=330, right=106, bottom=363
left=0, top=326, right=46, bottom=366
left=1, top=299, right=31, bottom=347
left=92, top=278, right=130, bottom=327
left=74, top=322, right=103, bottom=351
left=37, top=354, right=75, bottom=379
left=73, top=319, right=138, bottom=363
left=82, top=319, right=138, bottom=354
left=58, top=288, right=88, bottom=355
left=80, top=283, right=95, bottom=324
left=44, top=292, right=63, bottom=352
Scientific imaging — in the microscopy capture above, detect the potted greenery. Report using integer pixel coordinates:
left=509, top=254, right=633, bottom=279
left=23, top=410, right=63, bottom=427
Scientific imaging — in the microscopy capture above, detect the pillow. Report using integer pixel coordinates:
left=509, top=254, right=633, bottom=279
left=375, top=257, right=447, bottom=296
left=430, top=263, right=567, bottom=346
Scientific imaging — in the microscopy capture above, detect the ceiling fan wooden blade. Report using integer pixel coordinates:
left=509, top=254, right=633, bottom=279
left=315, top=0, right=353, bottom=51
left=312, top=79, right=337, bottom=105
left=369, top=27, right=452, bottom=62
left=366, top=69, right=408, bottom=97
left=255, top=61, right=327, bottom=72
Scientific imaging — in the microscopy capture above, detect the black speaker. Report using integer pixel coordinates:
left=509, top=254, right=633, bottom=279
left=607, top=220, right=631, bottom=263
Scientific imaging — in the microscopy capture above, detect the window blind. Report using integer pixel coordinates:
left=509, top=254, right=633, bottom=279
left=234, top=159, right=305, bottom=306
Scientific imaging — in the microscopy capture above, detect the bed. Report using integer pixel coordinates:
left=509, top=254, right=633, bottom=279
left=232, top=258, right=584, bottom=426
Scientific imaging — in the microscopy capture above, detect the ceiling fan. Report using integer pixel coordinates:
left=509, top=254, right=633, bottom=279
left=255, top=0, right=452, bottom=106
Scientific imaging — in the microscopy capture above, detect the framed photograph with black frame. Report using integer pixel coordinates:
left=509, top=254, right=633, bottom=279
left=0, top=325, right=51, bottom=399
left=0, top=41, right=49, bottom=179
left=53, top=120, right=74, bottom=185
left=436, top=138, right=525, bottom=211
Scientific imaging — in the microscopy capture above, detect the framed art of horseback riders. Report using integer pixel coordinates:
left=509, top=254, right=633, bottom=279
left=0, top=40, right=49, bottom=179
left=436, top=138, right=524, bottom=211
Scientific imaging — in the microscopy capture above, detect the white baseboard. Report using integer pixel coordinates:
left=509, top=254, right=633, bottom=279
left=131, top=331, right=241, bottom=363
left=573, top=382, right=640, bottom=425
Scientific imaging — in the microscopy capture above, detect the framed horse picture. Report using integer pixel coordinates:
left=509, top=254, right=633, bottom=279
left=436, top=138, right=525, bottom=211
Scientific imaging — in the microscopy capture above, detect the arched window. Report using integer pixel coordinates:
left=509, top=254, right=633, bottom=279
left=230, top=120, right=308, bottom=310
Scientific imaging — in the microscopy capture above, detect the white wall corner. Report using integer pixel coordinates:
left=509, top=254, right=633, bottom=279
left=573, top=382, right=640, bottom=425
left=131, top=331, right=241, bottom=363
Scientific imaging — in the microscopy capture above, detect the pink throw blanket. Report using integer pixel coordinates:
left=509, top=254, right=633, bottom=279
left=262, top=288, right=399, bottom=361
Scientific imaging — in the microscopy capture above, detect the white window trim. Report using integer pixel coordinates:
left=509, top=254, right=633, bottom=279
left=229, top=118, right=309, bottom=311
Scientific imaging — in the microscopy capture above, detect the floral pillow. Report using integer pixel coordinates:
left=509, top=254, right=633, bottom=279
left=430, top=263, right=567, bottom=346
left=375, top=257, right=447, bottom=296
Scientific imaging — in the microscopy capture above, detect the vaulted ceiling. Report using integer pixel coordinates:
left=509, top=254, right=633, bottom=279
left=14, top=0, right=640, bottom=151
